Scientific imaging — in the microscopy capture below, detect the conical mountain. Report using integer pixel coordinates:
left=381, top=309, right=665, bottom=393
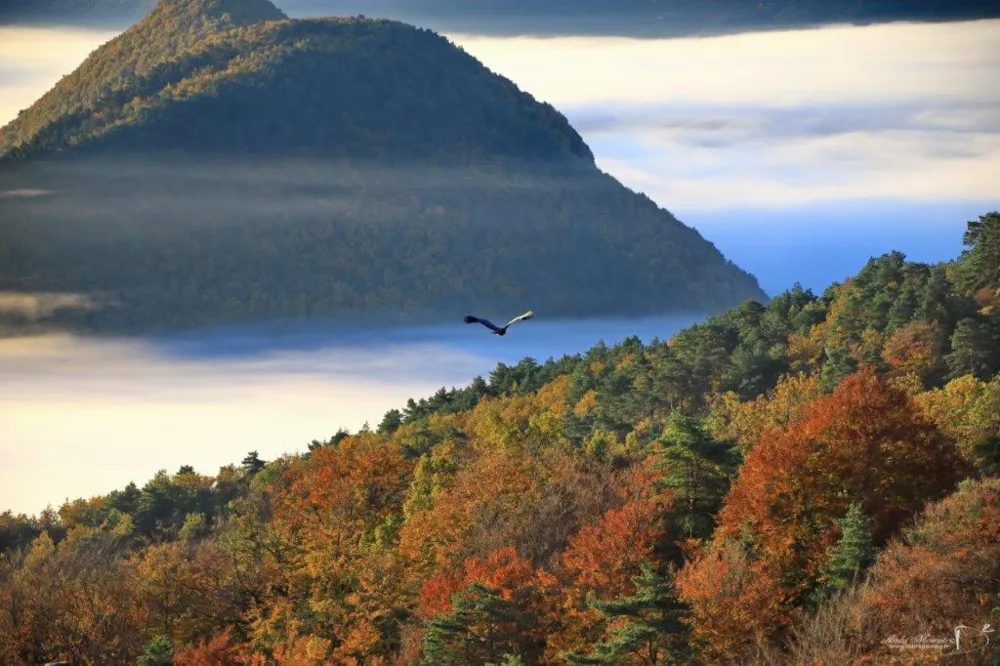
left=0, top=0, right=588, bottom=163
left=0, top=0, right=766, bottom=335
left=0, top=0, right=287, bottom=156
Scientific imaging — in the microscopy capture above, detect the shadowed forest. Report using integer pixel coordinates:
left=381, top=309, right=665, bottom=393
left=2, top=212, right=998, bottom=665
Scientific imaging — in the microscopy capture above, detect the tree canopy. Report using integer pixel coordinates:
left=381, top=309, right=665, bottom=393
left=2, top=212, right=999, bottom=664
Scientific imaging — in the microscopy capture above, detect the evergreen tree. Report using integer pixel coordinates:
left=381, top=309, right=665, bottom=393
left=240, top=450, right=266, bottom=476
left=816, top=502, right=875, bottom=598
left=887, top=282, right=920, bottom=331
left=137, top=635, right=174, bottom=666
left=654, top=414, right=735, bottom=549
left=564, top=561, right=689, bottom=665
left=956, top=211, right=1000, bottom=294
left=378, top=408, right=404, bottom=435
left=819, top=346, right=857, bottom=392
left=916, top=265, right=953, bottom=327
left=421, top=582, right=537, bottom=666
left=946, top=318, right=998, bottom=380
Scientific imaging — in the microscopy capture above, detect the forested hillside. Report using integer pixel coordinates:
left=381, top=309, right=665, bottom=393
left=2, top=211, right=998, bottom=665
left=0, top=0, right=765, bottom=334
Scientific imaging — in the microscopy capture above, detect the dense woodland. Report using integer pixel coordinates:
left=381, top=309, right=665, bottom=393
left=2, top=211, right=998, bottom=665
left=0, top=156, right=762, bottom=334
left=0, top=0, right=764, bottom=333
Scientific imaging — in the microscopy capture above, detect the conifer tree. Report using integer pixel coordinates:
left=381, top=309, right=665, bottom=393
left=421, top=582, right=536, bottom=666
left=815, top=502, right=875, bottom=598
left=564, top=561, right=689, bottom=665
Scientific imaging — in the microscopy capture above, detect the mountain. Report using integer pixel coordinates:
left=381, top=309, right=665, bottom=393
left=3, top=0, right=999, bottom=35
left=0, top=0, right=766, bottom=335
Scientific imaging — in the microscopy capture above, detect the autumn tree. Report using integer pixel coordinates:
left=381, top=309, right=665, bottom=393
left=259, top=434, right=415, bottom=663
left=784, top=477, right=1000, bottom=663
left=916, top=374, right=1000, bottom=472
left=0, top=526, right=148, bottom=665
left=675, top=541, right=787, bottom=662
left=173, top=627, right=243, bottom=665
left=542, top=463, right=672, bottom=660
left=880, top=319, right=946, bottom=386
left=679, top=368, right=965, bottom=661
left=708, top=372, right=823, bottom=453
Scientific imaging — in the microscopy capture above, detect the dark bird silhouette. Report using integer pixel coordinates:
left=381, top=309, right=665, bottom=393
left=463, top=310, right=534, bottom=336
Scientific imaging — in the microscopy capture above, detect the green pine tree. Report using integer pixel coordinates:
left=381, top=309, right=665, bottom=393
left=887, top=282, right=920, bottom=331
left=654, top=413, right=736, bottom=548
left=816, top=502, right=876, bottom=598
left=563, top=561, right=690, bottom=665
left=137, top=635, right=174, bottom=666
left=956, top=211, right=1000, bottom=294
left=946, top=317, right=1000, bottom=380
left=820, top=346, right=858, bottom=393
left=421, top=581, right=537, bottom=666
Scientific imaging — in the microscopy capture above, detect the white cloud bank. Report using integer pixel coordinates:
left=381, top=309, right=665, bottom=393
left=449, top=19, right=1000, bottom=209
left=0, top=333, right=485, bottom=515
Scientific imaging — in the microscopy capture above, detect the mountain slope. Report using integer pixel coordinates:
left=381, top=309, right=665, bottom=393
left=0, top=0, right=766, bottom=335
left=1, top=213, right=998, bottom=664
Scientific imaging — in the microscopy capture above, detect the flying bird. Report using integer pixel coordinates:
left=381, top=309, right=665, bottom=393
left=463, top=310, right=534, bottom=336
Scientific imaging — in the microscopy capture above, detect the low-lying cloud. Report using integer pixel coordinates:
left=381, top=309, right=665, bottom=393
left=0, top=332, right=485, bottom=515
left=449, top=19, right=1000, bottom=210
left=0, top=25, right=119, bottom=128
left=0, top=291, right=101, bottom=320
left=0, top=313, right=702, bottom=516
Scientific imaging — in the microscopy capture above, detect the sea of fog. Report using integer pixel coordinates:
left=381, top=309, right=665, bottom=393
left=2, top=18, right=999, bottom=514
left=0, top=314, right=703, bottom=515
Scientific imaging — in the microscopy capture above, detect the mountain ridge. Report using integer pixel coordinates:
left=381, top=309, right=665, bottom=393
left=0, top=0, right=767, bottom=335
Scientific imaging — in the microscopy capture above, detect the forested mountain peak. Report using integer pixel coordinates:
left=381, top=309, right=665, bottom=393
left=0, top=0, right=593, bottom=163
left=0, top=0, right=287, bottom=156
left=0, top=0, right=767, bottom=332
left=150, top=0, right=287, bottom=26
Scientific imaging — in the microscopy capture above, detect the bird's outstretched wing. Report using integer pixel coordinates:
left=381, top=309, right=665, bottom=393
left=464, top=314, right=502, bottom=333
left=505, top=310, right=534, bottom=328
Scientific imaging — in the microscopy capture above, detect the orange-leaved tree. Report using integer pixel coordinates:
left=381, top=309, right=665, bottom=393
left=678, top=367, right=966, bottom=662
